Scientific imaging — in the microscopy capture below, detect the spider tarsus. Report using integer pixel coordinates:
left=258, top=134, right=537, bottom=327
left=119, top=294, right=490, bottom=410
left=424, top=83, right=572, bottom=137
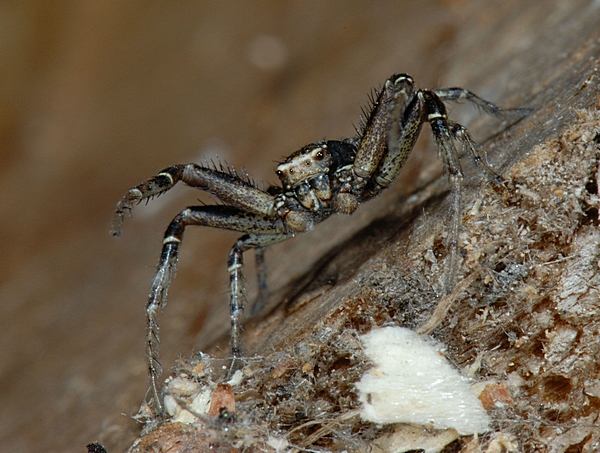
left=110, top=198, right=136, bottom=237
left=109, top=217, right=124, bottom=238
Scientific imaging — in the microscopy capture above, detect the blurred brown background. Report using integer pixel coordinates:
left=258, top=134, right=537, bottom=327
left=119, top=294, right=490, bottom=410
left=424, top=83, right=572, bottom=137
left=1, top=1, right=592, bottom=452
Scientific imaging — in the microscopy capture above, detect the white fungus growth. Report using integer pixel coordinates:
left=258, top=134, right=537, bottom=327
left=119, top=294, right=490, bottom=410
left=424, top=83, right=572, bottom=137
left=356, top=326, right=490, bottom=435
left=165, top=386, right=212, bottom=424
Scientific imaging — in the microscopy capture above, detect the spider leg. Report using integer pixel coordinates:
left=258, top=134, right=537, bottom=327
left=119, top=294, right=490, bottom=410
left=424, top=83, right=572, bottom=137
left=421, top=91, right=467, bottom=293
left=111, top=163, right=276, bottom=237
left=227, top=233, right=291, bottom=375
left=352, top=73, right=416, bottom=193
left=111, top=165, right=184, bottom=237
left=448, top=120, right=504, bottom=184
left=251, top=246, right=268, bottom=316
left=433, top=87, right=532, bottom=120
left=366, top=83, right=425, bottom=197
left=145, top=205, right=287, bottom=414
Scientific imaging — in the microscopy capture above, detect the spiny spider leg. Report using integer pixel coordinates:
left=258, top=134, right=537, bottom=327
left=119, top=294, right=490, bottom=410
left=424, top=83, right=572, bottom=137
left=111, top=164, right=285, bottom=413
left=363, top=75, right=425, bottom=197
left=110, top=165, right=184, bottom=237
left=111, top=163, right=276, bottom=238
left=351, top=75, right=415, bottom=193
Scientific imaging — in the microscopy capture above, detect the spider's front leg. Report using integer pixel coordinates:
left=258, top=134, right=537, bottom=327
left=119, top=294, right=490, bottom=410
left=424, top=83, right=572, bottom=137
left=110, top=165, right=185, bottom=237
left=350, top=73, right=418, bottom=198
left=110, top=163, right=277, bottom=237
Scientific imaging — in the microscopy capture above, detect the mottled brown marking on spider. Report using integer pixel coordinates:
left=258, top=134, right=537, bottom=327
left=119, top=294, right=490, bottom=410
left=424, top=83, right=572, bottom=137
left=110, top=73, right=530, bottom=414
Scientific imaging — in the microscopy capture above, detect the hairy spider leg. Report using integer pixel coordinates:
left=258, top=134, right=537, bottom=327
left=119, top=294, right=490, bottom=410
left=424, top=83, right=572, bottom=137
left=433, top=87, right=532, bottom=120
left=110, top=163, right=277, bottom=238
left=421, top=90, right=467, bottom=292
left=251, top=246, right=268, bottom=315
left=228, top=233, right=291, bottom=369
left=110, top=165, right=185, bottom=237
left=352, top=73, right=415, bottom=192
left=364, top=78, right=425, bottom=198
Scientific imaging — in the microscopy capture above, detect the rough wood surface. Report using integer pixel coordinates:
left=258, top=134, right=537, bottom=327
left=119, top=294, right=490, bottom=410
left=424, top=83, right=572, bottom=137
left=1, top=1, right=599, bottom=452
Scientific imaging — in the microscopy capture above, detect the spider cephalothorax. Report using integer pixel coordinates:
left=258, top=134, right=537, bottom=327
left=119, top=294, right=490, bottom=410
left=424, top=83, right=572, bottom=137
left=111, top=73, right=529, bottom=413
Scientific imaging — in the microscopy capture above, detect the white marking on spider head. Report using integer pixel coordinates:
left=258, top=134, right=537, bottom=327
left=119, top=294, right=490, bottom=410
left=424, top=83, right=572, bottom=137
left=276, top=144, right=331, bottom=189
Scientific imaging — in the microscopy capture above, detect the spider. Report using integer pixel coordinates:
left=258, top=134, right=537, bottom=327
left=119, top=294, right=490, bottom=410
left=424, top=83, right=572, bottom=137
left=110, top=73, right=529, bottom=414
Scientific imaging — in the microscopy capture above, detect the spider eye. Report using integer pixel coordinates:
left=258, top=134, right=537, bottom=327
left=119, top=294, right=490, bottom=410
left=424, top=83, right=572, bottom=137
left=315, top=150, right=324, bottom=160
left=276, top=170, right=284, bottom=177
